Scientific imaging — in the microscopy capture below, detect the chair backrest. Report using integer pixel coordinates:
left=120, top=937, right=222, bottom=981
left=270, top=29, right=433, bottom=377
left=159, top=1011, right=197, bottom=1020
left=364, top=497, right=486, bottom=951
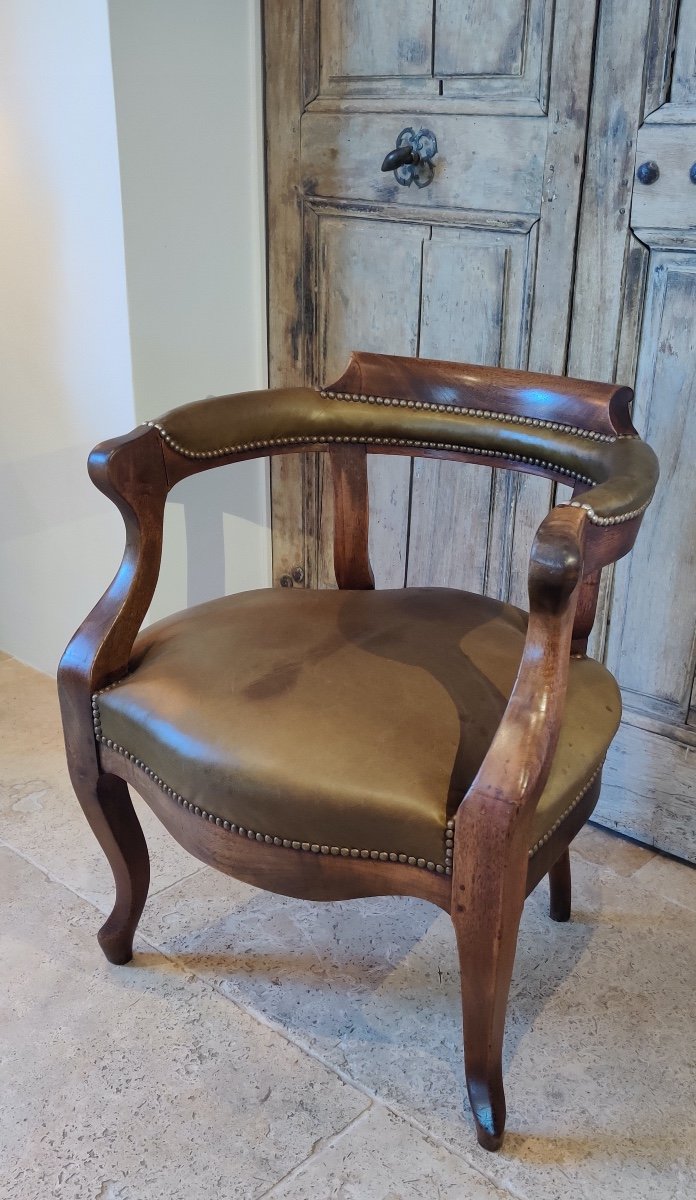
left=147, top=351, right=657, bottom=571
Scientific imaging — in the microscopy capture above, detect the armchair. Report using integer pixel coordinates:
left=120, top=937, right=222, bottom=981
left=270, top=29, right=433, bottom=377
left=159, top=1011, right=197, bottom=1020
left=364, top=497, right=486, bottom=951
left=58, top=352, right=658, bottom=1150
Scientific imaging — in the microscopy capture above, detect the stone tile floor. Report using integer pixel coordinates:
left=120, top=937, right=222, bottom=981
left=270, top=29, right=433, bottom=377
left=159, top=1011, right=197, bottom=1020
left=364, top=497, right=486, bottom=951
left=1, top=654, right=695, bottom=1199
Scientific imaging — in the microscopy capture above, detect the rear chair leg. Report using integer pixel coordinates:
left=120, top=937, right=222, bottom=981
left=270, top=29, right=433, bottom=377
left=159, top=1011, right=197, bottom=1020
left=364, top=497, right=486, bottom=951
left=74, top=772, right=150, bottom=964
left=548, top=847, right=572, bottom=922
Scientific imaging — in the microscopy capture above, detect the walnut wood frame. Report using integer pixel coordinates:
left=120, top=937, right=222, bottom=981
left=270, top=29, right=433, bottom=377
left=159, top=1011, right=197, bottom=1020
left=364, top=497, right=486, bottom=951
left=58, top=354, right=656, bottom=1151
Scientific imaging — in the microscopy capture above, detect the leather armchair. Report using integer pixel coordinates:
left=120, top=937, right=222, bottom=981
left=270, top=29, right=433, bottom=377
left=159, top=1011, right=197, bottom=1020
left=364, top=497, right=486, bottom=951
left=58, top=352, right=658, bottom=1150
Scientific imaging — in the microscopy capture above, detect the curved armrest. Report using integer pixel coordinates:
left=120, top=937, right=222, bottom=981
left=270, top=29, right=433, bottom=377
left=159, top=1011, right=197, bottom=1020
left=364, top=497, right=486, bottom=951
left=58, top=426, right=167, bottom=782
left=451, top=504, right=587, bottom=899
left=457, top=503, right=586, bottom=828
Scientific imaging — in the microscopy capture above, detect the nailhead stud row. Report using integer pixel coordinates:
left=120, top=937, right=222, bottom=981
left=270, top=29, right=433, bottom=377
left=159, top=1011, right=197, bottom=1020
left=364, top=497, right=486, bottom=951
left=320, top=388, right=619, bottom=444
left=318, top=392, right=651, bottom=527
left=527, top=764, right=603, bottom=857
left=92, top=691, right=452, bottom=876
left=93, top=691, right=602, bottom=872
left=146, top=422, right=593, bottom=489
left=561, top=498, right=651, bottom=527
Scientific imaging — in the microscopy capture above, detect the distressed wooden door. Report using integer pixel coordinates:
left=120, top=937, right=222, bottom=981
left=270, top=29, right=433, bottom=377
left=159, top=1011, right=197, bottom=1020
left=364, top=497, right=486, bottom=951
left=264, top=0, right=696, bottom=859
left=265, top=0, right=598, bottom=606
left=565, top=0, right=696, bottom=859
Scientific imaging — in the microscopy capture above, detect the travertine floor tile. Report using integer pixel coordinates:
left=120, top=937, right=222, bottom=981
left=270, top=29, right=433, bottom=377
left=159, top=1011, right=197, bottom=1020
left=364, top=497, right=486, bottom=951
left=0, top=657, right=68, bottom=785
left=573, top=821, right=656, bottom=875
left=632, top=851, right=696, bottom=914
left=265, top=1105, right=510, bottom=1199
left=141, top=856, right=696, bottom=1200
left=0, top=659, right=199, bottom=903
left=0, top=848, right=368, bottom=1200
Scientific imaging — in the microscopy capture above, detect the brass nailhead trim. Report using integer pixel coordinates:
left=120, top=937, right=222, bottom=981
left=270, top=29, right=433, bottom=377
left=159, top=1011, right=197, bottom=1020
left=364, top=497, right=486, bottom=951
left=320, top=391, right=649, bottom=528
left=560, top=498, right=651, bottom=527
left=527, top=764, right=603, bottom=857
left=93, top=694, right=602, bottom=870
left=320, top=388, right=620, bottom=444
left=92, top=690, right=452, bottom=876
left=146, top=421, right=593, bottom=489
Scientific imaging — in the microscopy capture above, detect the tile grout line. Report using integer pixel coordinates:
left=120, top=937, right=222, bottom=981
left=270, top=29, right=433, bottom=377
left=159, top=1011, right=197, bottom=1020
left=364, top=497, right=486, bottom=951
left=254, top=1106, right=374, bottom=1199
left=0, top=833, right=203, bottom=908
left=147, top=864, right=209, bottom=899
left=149, top=865, right=203, bottom=897
left=0, top=835, right=92, bottom=896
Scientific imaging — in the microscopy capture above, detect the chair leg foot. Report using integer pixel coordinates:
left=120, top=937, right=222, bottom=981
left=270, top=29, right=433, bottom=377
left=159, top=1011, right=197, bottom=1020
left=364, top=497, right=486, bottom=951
left=75, top=773, right=150, bottom=964
left=453, top=914, right=511, bottom=1151
left=98, top=925, right=138, bottom=966
left=548, top=847, right=571, bottom=923
left=452, top=872, right=524, bottom=1152
left=468, top=1076, right=507, bottom=1151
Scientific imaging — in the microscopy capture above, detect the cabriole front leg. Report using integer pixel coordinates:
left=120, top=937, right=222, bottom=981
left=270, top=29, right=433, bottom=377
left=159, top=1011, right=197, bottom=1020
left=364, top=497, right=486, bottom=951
left=450, top=805, right=529, bottom=1151
left=73, top=770, right=150, bottom=964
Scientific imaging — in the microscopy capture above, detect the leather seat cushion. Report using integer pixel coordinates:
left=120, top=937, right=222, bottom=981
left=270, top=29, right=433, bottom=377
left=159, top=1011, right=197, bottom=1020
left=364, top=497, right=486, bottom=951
left=96, top=588, right=621, bottom=872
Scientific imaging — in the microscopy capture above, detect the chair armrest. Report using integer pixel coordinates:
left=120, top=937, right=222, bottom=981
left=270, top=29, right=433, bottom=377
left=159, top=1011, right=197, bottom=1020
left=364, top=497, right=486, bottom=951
left=457, top=503, right=586, bottom=826
left=451, top=503, right=587, bottom=894
left=58, top=426, right=167, bottom=780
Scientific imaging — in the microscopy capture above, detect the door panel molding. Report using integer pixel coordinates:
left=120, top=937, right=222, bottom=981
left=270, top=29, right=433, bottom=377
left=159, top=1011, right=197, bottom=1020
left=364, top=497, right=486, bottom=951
left=303, top=195, right=539, bottom=233
left=308, top=210, right=426, bottom=586
left=602, top=721, right=696, bottom=859
left=300, top=112, right=547, bottom=214
left=408, top=224, right=538, bottom=596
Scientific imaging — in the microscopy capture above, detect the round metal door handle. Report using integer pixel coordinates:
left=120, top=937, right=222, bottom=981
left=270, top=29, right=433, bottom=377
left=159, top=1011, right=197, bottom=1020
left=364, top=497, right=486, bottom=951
left=636, top=160, right=659, bottom=185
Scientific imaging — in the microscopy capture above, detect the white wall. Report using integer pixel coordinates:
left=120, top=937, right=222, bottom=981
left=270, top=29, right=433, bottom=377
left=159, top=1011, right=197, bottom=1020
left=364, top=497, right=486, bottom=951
left=0, top=0, right=270, bottom=670
left=0, top=0, right=136, bottom=673
left=108, top=0, right=270, bottom=621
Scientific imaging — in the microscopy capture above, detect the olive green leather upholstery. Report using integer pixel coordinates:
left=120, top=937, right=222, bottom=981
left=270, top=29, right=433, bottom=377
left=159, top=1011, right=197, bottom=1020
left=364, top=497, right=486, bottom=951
left=96, top=588, right=621, bottom=871
left=149, top=384, right=658, bottom=525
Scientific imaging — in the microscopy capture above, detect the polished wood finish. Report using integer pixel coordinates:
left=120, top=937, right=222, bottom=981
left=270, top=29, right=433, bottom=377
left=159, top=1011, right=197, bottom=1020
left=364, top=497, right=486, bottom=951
left=329, top=352, right=637, bottom=438
left=452, top=502, right=584, bottom=1148
left=330, top=444, right=374, bottom=590
left=58, top=357, right=653, bottom=1149
left=58, top=426, right=166, bottom=963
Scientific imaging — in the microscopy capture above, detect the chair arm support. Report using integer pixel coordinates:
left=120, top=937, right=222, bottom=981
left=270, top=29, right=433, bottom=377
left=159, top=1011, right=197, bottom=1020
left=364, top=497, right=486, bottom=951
left=449, top=505, right=586, bottom=1019
left=453, top=503, right=586, bottom=832
left=58, top=426, right=167, bottom=782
